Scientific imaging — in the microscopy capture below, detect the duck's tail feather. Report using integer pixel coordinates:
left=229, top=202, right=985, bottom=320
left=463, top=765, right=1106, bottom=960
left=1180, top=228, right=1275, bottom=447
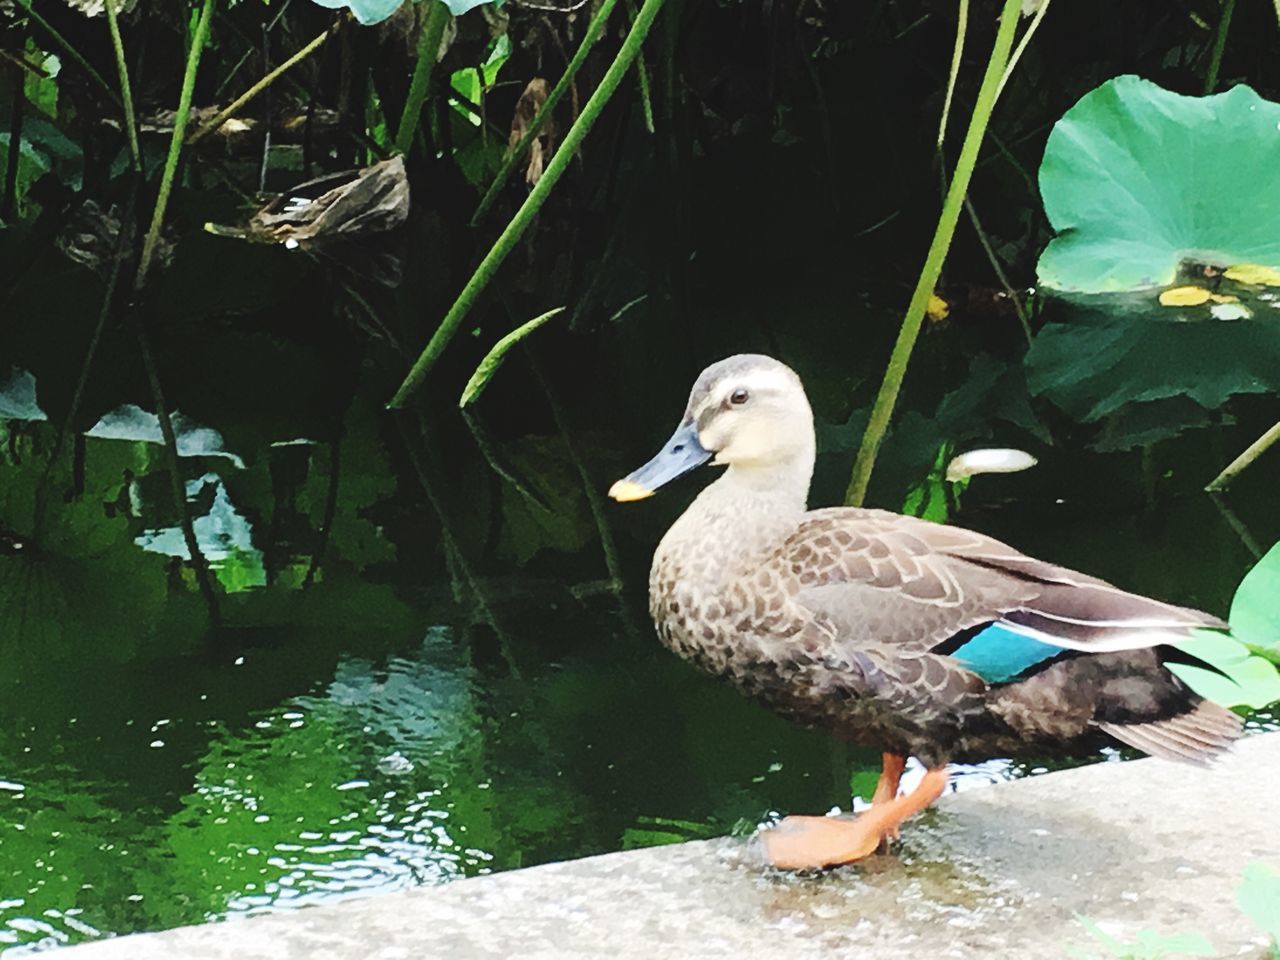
left=1096, top=699, right=1243, bottom=766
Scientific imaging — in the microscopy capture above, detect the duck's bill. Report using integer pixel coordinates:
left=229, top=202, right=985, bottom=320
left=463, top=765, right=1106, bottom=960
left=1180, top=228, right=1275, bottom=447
left=608, top=421, right=711, bottom=502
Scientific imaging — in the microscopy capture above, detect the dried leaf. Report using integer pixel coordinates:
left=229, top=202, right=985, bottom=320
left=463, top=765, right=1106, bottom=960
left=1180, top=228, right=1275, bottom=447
left=240, top=156, right=409, bottom=247
left=508, top=78, right=556, bottom=186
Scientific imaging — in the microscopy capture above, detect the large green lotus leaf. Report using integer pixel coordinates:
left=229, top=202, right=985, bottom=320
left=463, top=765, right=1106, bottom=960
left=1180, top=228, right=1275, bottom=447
left=1025, top=299, right=1280, bottom=437
left=1038, top=76, right=1280, bottom=292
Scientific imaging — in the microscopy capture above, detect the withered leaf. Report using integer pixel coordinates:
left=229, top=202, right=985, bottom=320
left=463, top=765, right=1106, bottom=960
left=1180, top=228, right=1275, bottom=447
left=243, top=156, right=409, bottom=247
left=508, top=78, right=556, bottom=186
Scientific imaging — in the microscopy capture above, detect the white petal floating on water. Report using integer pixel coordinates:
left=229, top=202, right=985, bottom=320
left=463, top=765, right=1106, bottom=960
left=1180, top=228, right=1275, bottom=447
left=0, top=368, right=49, bottom=422
left=1210, top=302, right=1253, bottom=321
left=86, top=404, right=245, bottom=468
left=945, top=448, right=1038, bottom=482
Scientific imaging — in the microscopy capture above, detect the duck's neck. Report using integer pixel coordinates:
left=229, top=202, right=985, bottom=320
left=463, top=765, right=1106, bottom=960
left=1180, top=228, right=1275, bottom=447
left=657, top=447, right=814, bottom=585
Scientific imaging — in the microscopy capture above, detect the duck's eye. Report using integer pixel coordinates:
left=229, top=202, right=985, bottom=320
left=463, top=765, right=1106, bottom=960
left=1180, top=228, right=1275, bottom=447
left=729, top=388, right=750, bottom=405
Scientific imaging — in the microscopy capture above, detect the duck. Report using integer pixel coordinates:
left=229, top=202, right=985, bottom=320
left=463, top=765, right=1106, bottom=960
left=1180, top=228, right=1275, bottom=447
left=608, top=353, right=1241, bottom=870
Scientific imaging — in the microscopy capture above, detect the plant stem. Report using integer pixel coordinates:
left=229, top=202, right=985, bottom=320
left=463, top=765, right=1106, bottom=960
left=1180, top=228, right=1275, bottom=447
left=135, top=0, right=215, bottom=290
left=36, top=186, right=137, bottom=538
left=14, top=0, right=121, bottom=107
left=625, top=0, right=655, bottom=133
left=104, top=0, right=140, bottom=170
left=845, top=0, right=1023, bottom=507
left=471, top=0, right=622, bottom=225
left=188, top=23, right=334, bottom=146
left=1206, top=419, right=1280, bottom=492
left=963, top=194, right=1031, bottom=343
left=1204, top=0, right=1236, bottom=94
left=3, top=66, right=22, bottom=221
left=936, top=0, right=968, bottom=148
left=394, top=0, right=450, bottom=156
left=130, top=308, right=222, bottom=628
left=528, top=348, right=626, bottom=593
left=995, top=0, right=1050, bottom=101
left=390, top=0, right=667, bottom=408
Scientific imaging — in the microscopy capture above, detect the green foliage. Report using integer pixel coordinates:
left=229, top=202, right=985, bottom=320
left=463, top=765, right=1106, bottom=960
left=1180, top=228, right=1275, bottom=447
left=23, top=43, right=60, bottom=119
left=1038, top=77, right=1280, bottom=293
left=459, top=306, right=564, bottom=407
left=449, top=35, right=511, bottom=125
left=1025, top=295, right=1280, bottom=450
left=1238, top=862, right=1280, bottom=954
left=1230, top=541, right=1280, bottom=648
left=1070, top=915, right=1215, bottom=960
left=1073, top=863, right=1280, bottom=960
left=1171, top=541, right=1280, bottom=709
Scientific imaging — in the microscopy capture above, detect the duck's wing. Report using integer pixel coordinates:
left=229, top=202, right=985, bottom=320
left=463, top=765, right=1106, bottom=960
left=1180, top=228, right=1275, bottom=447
left=782, top=507, right=1226, bottom=662
left=776, top=508, right=1240, bottom=765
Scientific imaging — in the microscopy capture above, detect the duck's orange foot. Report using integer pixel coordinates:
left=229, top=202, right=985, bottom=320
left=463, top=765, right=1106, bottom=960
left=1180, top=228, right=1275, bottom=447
left=761, top=765, right=950, bottom=871
left=761, top=814, right=885, bottom=870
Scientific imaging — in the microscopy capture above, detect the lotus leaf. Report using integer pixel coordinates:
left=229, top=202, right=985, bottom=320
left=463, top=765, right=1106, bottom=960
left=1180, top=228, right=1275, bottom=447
left=309, top=0, right=405, bottom=25
left=310, top=0, right=492, bottom=23
left=1025, top=297, right=1280, bottom=447
left=1038, top=76, right=1280, bottom=293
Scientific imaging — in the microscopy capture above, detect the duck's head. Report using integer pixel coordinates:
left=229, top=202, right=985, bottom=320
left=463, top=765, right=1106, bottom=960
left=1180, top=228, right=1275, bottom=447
left=609, top=354, right=815, bottom=502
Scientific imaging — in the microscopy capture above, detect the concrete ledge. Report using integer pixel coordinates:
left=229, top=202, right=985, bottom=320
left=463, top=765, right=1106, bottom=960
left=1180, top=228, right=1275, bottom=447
left=65, top=734, right=1280, bottom=959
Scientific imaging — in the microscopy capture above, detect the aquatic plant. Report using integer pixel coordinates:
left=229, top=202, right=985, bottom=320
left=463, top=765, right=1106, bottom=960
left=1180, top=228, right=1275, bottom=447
left=1037, top=77, right=1280, bottom=294
left=1172, top=541, right=1280, bottom=709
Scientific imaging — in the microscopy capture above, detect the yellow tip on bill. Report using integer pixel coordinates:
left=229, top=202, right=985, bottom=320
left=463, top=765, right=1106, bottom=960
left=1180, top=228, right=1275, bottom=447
left=608, top=479, right=653, bottom=502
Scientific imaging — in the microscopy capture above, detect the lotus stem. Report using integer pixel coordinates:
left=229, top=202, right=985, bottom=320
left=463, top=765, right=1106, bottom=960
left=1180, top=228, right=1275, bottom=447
left=1204, top=0, right=1236, bottom=95
left=36, top=186, right=137, bottom=537
left=625, top=0, right=655, bottom=133
left=845, top=0, right=1023, bottom=507
left=963, top=194, right=1031, bottom=343
left=130, top=309, right=222, bottom=628
left=1206, top=419, right=1280, bottom=492
left=188, top=23, right=334, bottom=146
left=103, top=0, right=140, bottom=170
left=936, top=0, right=968, bottom=148
left=471, top=0, right=622, bottom=225
left=394, top=0, right=450, bottom=156
left=135, top=0, right=216, bottom=290
left=389, top=0, right=667, bottom=408
left=995, top=0, right=1050, bottom=102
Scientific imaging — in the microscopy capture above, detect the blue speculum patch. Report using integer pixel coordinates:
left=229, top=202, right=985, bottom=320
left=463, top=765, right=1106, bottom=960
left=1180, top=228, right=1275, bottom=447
left=949, top=622, right=1068, bottom=683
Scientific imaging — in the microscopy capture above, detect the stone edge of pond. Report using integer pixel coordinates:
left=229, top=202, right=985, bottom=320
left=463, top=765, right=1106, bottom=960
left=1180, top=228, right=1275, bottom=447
left=59, top=732, right=1280, bottom=960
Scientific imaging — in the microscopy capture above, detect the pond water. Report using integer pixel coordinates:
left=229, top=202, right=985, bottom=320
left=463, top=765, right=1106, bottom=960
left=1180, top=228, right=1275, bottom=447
left=3, top=297, right=1279, bottom=955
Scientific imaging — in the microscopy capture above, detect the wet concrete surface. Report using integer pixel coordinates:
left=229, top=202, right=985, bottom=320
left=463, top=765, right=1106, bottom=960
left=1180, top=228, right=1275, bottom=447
left=62, top=733, right=1280, bottom=959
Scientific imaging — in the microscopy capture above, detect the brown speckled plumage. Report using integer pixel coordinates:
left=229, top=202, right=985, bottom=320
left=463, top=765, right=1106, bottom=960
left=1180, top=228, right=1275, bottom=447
left=623, top=355, right=1241, bottom=770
